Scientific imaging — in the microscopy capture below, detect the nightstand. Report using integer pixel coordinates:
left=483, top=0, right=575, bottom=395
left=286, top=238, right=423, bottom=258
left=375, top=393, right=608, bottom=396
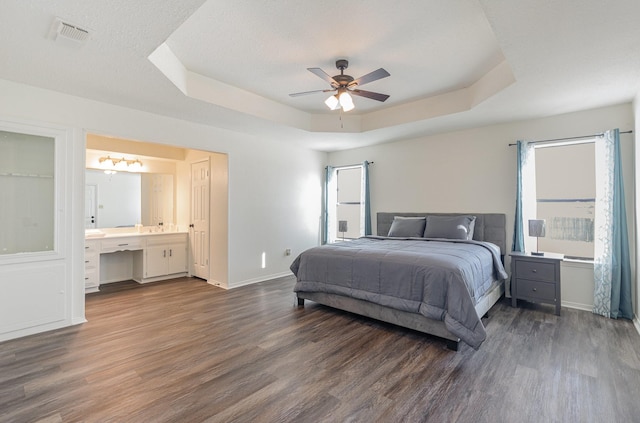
left=510, top=251, right=564, bottom=316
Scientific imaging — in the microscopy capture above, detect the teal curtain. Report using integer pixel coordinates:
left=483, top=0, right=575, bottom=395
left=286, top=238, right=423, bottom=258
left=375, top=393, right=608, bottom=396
left=511, top=140, right=535, bottom=253
left=593, top=129, right=632, bottom=319
left=362, top=161, right=372, bottom=236
left=322, top=166, right=334, bottom=244
left=512, top=141, right=526, bottom=252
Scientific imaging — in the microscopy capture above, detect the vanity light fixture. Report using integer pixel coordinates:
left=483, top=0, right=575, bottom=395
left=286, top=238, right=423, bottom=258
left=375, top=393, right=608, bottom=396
left=99, top=156, right=116, bottom=167
left=127, top=159, right=143, bottom=171
left=113, top=158, right=127, bottom=171
left=98, top=155, right=144, bottom=174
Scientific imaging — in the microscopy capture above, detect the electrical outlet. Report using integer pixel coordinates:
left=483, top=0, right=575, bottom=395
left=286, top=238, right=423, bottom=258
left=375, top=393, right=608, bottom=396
left=285, top=248, right=291, bottom=256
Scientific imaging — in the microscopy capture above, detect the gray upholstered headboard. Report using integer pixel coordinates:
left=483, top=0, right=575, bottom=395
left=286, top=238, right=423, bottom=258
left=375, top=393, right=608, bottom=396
left=377, top=212, right=507, bottom=255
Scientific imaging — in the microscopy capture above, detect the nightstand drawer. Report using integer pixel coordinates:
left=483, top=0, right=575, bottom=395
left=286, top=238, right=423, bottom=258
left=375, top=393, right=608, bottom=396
left=515, top=260, right=556, bottom=282
left=516, top=279, right=556, bottom=302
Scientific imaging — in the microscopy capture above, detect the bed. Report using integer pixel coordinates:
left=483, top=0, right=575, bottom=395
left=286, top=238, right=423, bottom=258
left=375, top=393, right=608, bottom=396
left=291, top=212, right=508, bottom=350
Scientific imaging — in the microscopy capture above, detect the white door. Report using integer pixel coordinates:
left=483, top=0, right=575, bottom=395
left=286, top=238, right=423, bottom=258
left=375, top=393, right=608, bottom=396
left=191, top=159, right=210, bottom=280
left=85, top=184, right=97, bottom=229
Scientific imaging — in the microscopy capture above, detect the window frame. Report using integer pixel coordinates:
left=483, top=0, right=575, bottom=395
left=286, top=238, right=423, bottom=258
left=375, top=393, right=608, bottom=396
left=533, top=138, right=596, bottom=260
left=328, top=164, right=364, bottom=243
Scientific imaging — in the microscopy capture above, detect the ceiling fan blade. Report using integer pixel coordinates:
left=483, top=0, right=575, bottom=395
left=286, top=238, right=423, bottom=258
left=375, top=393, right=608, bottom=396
left=307, top=68, right=339, bottom=87
left=289, top=89, right=334, bottom=97
left=350, top=68, right=390, bottom=87
left=350, top=89, right=390, bottom=102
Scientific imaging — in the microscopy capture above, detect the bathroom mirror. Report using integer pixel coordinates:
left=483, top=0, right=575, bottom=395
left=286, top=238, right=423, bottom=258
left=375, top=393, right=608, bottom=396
left=85, top=169, right=174, bottom=229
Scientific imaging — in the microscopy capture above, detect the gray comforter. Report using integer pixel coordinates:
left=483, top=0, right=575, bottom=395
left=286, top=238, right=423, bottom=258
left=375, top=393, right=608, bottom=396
left=290, top=237, right=508, bottom=349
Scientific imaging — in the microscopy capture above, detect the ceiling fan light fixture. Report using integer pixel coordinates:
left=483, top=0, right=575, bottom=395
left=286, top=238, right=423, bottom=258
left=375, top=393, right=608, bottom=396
left=325, top=94, right=340, bottom=110
left=339, top=91, right=354, bottom=112
left=290, top=60, right=390, bottom=112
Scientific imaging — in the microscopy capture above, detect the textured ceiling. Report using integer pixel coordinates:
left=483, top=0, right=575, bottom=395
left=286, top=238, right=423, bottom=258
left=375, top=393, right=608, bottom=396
left=0, top=0, right=639, bottom=151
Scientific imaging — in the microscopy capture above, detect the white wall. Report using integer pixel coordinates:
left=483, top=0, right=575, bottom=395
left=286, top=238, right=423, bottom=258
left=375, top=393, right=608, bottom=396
left=328, top=103, right=636, bottom=311
left=0, top=78, right=325, bottom=340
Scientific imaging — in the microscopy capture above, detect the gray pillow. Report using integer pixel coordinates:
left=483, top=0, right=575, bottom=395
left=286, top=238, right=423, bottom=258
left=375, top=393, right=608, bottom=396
left=387, top=216, right=426, bottom=238
left=423, top=215, right=476, bottom=240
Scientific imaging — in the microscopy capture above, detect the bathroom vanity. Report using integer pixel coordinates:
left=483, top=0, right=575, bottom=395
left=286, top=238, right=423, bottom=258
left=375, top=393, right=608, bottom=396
left=84, top=231, right=188, bottom=293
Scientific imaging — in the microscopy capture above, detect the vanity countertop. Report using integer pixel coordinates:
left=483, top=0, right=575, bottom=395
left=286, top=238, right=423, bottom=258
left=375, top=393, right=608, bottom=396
left=85, top=229, right=188, bottom=239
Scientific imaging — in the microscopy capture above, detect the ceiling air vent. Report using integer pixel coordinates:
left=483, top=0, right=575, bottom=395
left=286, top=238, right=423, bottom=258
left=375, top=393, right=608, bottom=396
left=51, top=18, right=91, bottom=48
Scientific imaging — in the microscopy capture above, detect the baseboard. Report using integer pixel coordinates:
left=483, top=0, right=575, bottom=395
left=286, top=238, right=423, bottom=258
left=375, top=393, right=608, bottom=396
left=228, top=271, right=293, bottom=289
left=634, top=316, right=640, bottom=337
left=207, top=279, right=227, bottom=289
left=561, top=300, right=593, bottom=312
left=72, top=317, right=88, bottom=325
left=0, top=319, right=80, bottom=343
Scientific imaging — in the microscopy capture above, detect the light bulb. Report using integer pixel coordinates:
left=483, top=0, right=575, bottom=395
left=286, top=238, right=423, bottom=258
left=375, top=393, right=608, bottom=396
left=339, top=91, right=354, bottom=112
left=115, top=157, right=128, bottom=170
left=99, top=156, right=115, bottom=168
left=129, top=159, right=143, bottom=171
left=324, top=94, right=340, bottom=110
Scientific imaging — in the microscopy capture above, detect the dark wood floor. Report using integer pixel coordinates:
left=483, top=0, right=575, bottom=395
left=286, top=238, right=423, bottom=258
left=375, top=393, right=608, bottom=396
left=2, top=276, right=640, bottom=422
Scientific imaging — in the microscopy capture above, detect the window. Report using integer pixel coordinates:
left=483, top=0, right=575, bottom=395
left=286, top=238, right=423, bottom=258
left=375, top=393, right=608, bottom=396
left=335, top=166, right=362, bottom=240
left=325, top=162, right=371, bottom=243
left=534, top=141, right=595, bottom=260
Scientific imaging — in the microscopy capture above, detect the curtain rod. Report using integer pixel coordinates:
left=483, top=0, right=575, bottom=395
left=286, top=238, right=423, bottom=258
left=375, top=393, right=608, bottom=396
left=508, top=130, right=633, bottom=146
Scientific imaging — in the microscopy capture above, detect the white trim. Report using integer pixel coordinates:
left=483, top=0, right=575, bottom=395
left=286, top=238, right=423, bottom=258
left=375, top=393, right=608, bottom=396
left=633, top=316, right=640, bottom=337
left=561, top=300, right=593, bottom=312
left=562, top=259, right=594, bottom=269
left=228, top=271, right=292, bottom=289
left=0, top=319, right=83, bottom=343
left=563, top=258, right=594, bottom=266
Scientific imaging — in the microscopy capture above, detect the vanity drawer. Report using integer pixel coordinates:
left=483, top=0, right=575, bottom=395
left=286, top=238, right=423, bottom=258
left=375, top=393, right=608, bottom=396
left=515, top=260, right=556, bottom=283
left=84, top=266, right=99, bottom=289
left=84, top=251, right=99, bottom=268
left=85, top=240, right=100, bottom=254
left=516, top=279, right=556, bottom=302
left=101, top=237, right=144, bottom=253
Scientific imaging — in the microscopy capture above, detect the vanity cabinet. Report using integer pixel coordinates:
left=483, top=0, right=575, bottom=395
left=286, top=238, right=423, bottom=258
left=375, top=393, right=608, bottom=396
left=84, top=239, right=100, bottom=293
left=84, top=232, right=189, bottom=292
left=143, top=234, right=188, bottom=280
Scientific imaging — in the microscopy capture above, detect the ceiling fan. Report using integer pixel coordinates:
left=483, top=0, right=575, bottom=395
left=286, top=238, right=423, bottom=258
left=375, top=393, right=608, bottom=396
left=289, top=59, right=390, bottom=112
